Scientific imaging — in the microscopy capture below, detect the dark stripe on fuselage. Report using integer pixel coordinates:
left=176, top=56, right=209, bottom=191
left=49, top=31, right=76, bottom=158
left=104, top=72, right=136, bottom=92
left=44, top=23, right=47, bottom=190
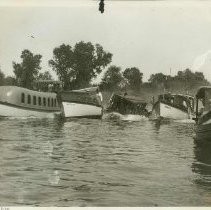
left=64, top=115, right=102, bottom=119
left=62, top=101, right=102, bottom=108
left=0, top=101, right=60, bottom=113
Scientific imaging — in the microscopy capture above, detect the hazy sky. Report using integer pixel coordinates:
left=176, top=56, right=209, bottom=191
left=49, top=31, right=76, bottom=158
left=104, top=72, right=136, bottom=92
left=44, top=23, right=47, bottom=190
left=1, top=0, right=211, bottom=82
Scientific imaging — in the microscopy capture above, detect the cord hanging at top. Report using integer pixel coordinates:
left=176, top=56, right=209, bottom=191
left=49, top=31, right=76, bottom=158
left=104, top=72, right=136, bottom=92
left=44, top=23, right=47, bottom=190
left=99, top=0, right=105, bottom=13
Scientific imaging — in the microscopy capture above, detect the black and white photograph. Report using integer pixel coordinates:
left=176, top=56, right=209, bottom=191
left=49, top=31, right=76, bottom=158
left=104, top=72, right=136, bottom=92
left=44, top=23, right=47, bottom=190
left=0, top=0, right=211, bottom=208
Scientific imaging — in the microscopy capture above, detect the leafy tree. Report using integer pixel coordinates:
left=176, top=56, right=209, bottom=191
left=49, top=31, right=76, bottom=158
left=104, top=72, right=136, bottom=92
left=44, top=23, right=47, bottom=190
left=176, top=69, right=206, bottom=82
left=173, top=69, right=209, bottom=91
left=4, top=76, right=16, bottom=86
left=0, top=69, right=5, bottom=86
left=148, top=73, right=167, bottom=84
left=148, top=73, right=167, bottom=90
left=49, top=44, right=74, bottom=90
left=100, top=65, right=123, bottom=90
left=194, top=72, right=205, bottom=81
left=176, top=69, right=194, bottom=81
left=49, top=42, right=112, bottom=90
left=37, top=71, right=53, bottom=81
left=13, top=49, right=42, bottom=89
left=34, top=71, right=54, bottom=92
left=147, top=69, right=209, bottom=95
left=123, top=67, right=143, bottom=91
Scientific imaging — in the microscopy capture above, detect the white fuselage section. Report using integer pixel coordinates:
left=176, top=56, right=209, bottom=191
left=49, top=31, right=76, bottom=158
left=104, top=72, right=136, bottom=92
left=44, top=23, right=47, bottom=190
left=62, top=102, right=102, bottom=118
left=0, top=103, right=60, bottom=118
left=202, top=118, right=211, bottom=125
left=159, top=102, right=189, bottom=120
left=200, top=111, right=211, bottom=125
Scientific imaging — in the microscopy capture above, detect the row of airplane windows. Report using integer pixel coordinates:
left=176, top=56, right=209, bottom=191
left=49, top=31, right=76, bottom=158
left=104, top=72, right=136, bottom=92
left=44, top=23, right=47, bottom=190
left=21, top=93, right=58, bottom=107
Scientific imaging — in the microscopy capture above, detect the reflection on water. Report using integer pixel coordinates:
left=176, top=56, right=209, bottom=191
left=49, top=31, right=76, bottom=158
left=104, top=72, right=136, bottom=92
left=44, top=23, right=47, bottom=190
left=0, top=117, right=210, bottom=206
left=192, top=140, right=211, bottom=205
left=192, top=140, right=211, bottom=186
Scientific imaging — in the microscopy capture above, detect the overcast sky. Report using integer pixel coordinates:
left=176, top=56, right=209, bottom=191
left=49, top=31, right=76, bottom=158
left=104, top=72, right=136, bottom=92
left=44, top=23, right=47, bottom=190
left=0, top=0, right=211, bottom=82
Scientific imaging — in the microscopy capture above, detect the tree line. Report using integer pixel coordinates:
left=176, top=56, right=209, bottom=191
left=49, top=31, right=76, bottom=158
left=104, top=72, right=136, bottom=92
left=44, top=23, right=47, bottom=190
left=0, top=41, right=209, bottom=95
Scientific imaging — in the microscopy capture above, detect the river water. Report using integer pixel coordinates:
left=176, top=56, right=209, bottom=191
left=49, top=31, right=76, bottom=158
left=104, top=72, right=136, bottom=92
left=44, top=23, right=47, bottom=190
left=0, top=114, right=210, bottom=207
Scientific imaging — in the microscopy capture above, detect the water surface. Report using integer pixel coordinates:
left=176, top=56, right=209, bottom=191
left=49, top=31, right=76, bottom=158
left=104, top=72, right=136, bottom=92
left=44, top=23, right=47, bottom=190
left=0, top=115, right=210, bottom=206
